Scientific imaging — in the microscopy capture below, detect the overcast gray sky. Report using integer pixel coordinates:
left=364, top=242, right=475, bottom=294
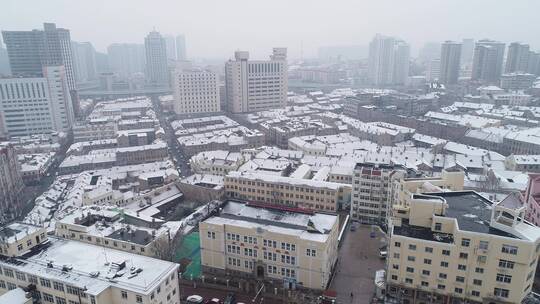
left=1, top=0, right=539, bottom=60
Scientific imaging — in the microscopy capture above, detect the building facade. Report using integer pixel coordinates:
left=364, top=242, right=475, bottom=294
left=225, top=48, right=288, bottom=113
left=439, top=41, right=462, bottom=85
left=471, top=40, right=506, bottom=84
left=0, top=65, right=75, bottom=137
left=200, top=201, right=339, bottom=290
left=0, top=143, right=24, bottom=224
left=107, top=43, right=146, bottom=79
left=172, top=68, right=220, bottom=114
left=367, top=34, right=410, bottom=86
left=386, top=190, right=540, bottom=304
left=144, top=31, right=169, bottom=87
left=505, top=42, right=530, bottom=73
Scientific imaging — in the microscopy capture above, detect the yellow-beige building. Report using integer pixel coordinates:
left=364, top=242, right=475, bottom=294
left=0, top=222, right=180, bottom=304
left=386, top=190, right=540, bottom=304
left=224, top=171, right=351, bottom=212
left=199, top=201, right=339, bottom=290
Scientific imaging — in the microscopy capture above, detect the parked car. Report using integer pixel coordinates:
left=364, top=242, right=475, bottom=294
left=350, top=223, right=356, bottom=231
left=224, top=293, right=236, bottom=304
left=186, top=295, right=204, bottom=304
left=205, top=298, right=222, bottom=304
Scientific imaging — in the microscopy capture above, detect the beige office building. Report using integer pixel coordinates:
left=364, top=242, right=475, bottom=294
left=225, top=48, right=288, bottom=113
left=172, top=68, right=220, bottom=114
left=200, top=201, right=339, bottom=290
left=386, top=189, right=540, bottom=304
left=0, top=222, right=180, bottom=304
left=224, top=171, right=351, bottom=212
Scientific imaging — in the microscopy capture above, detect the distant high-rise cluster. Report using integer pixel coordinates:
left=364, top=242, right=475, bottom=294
left=367, top=34, right=410, bottom=86
left=439, top=41, right=462, bottom=85
left=471, top=39, right=506, bottom=83
left=2, top=23, right=79, bottom=114
left=71, top=41, right=97, bottom=83
left=107, top=43, right=146, bottom=79
left=225, top=48, right=288, bottom=113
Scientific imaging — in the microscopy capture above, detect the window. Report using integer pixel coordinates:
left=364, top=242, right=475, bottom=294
left=494, top=288, right=509, bottom=298
left=405, top=278, right=413, bottom=284
left=461, top=238, right=470, bottom=247
left=479, top=241, right=489, bottom=250
left=56, top=297, right=67, bottom=304
left=40, top=278, right=51, bottom=288
left=422, top=270, right=430, bottom=276
left=136, top=295, right=143, bottom=303
left=496, top=274, right=512, bottom=283
left=406, top=267, right=414, bottom=273
left=472, top=290, right=480, bottom=297
left=408, top=244, right=417, bottom=250
left=392, top=264, right=399, bottom=270
left=477, top=255, right=487, bottom=263
left=456, top=276, right=465, bottom=283
left=425, top=247, right=433, bottom=253
left=306, top=249, right=316, bottom=257
left=7, top=282, right=16, bottom=290
left=440, top=261, right=449, bottom=268
left=121, top=291, right=128, bottom=299
left=43, top=293, right=54, bottom=303
left=407, top=256, right=415, bottom=262
left=434, top=223, right=442, bottom=231
left=393, top=253, right=400, bottom=259
left=458, top=264, right=466, bottom=271
left=421, top=281, right=429, bottom=287
left=459, top=252, right=468, bottom=259
left=442, top=249, right=450, bottom=256
left=475, top=267, right=484, bottom=273
left=499, top=259, right=515, bottom=269
left=502, top=244, right=518, bottom=255
left=4, top=269, right=13, bottom=278
left=424, top=258, right=432, bottom=265
left=439, top=273, right=447, bottom=279
left=454, top=287, right=463, bottom=294
left=53, top=282, right=64, bottom=292
left=15, top=271, right=26, bottom=281
left=437, top=284, right=445, bottom=290
left=391, top=275, right=398, bottom=280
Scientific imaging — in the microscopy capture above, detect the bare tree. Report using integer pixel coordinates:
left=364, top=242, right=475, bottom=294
left=151, top=228, right=184, bottom=262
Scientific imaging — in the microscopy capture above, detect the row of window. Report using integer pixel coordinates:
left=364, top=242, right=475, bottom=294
left=395, top=240, right=515, bottom=255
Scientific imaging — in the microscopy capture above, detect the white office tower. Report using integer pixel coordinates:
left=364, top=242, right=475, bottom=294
left=144, top=31, right=169, bottom=86
left=225, top=48, right=288, bottom=113
left=173, top=66, right=220, bottom=114
left=392, top=41, right=410, bottom=85
left=368, top=34, right=410, bottom=86
left=0, top=65, right=74, bottom=137
left=164, top=35, right=176, bottom=61
left=176, top=35, right=187, bottom=61
left=460, top=38, right=475, bottom=68
left=426, top=59, right=441, bottom=82
left=506, top=42, right=530, bottom=73
left=471, top=39, right=506, bottom=83
left=71, top=41, right=97, bottom=83
left=439, top=41, right=462, bottom=85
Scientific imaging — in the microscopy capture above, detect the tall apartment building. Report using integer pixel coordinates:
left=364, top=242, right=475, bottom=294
left=176, top=35, right=187, bottom=61
left=439, top=41, right=462, bottom=85
left=164, top=35, right=176, bottom=61
left=426, top=59, right=441, bottom=82
left=368, top=34, right=410, bottom=86
left=107, top=43, right=146, bottom=79
left=0, top=143, right=24, bottom=223
left=200, top=201, right=339, bottom=290
left=471, top=39, right=506, bottom=83
left=527, top=51, right=540, bottom=76
left=0, top=66, right=75, bottom=137
left=460, top=38, right=475, bottom=68
left=0, top=46, right=9, bottom=76
left=224, top=171, right=350, bottom=213
left=71, top=41, right=97, bottom=83
left=505, top=42, right=530, bottom=73
left=0, top=222, right=180, bottom=304
left=350, top=163, right=407, bottom=225
left=225, top=48, right=288, bottom=113
left=172, top=67, right=220, bottom=114
left=144, top=31, right=169, bottom=86
left=386, top=190, right=540, bottom=304
left=2, top=23, right=78, bottom=114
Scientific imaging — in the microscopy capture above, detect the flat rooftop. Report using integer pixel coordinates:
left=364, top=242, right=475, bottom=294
left=1, top=237, right=178, bottom=296
left=204, top=201, right=337, bottom=243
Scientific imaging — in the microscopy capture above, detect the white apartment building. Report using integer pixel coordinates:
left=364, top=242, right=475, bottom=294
left=351, top=163, right=408, bottom=225
left=172, top=68, right=220, bottom=114
left=224, top=170, right=351, bottom=212
left=387, top=190, right=540, bottom=304
left=0, top=65, right=75, bottom=137
left=200, top=201, right=339, bottom=290
left=0, top=222, right=180, bottom=304
left=225, top=48, right=288, bottom=113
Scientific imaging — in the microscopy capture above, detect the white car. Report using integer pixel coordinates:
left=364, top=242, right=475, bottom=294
left=186, top=295, right=204, bottom=304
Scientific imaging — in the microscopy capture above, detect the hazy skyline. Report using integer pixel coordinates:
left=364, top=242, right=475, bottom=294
left=2, top=0, right=540, bottom=60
